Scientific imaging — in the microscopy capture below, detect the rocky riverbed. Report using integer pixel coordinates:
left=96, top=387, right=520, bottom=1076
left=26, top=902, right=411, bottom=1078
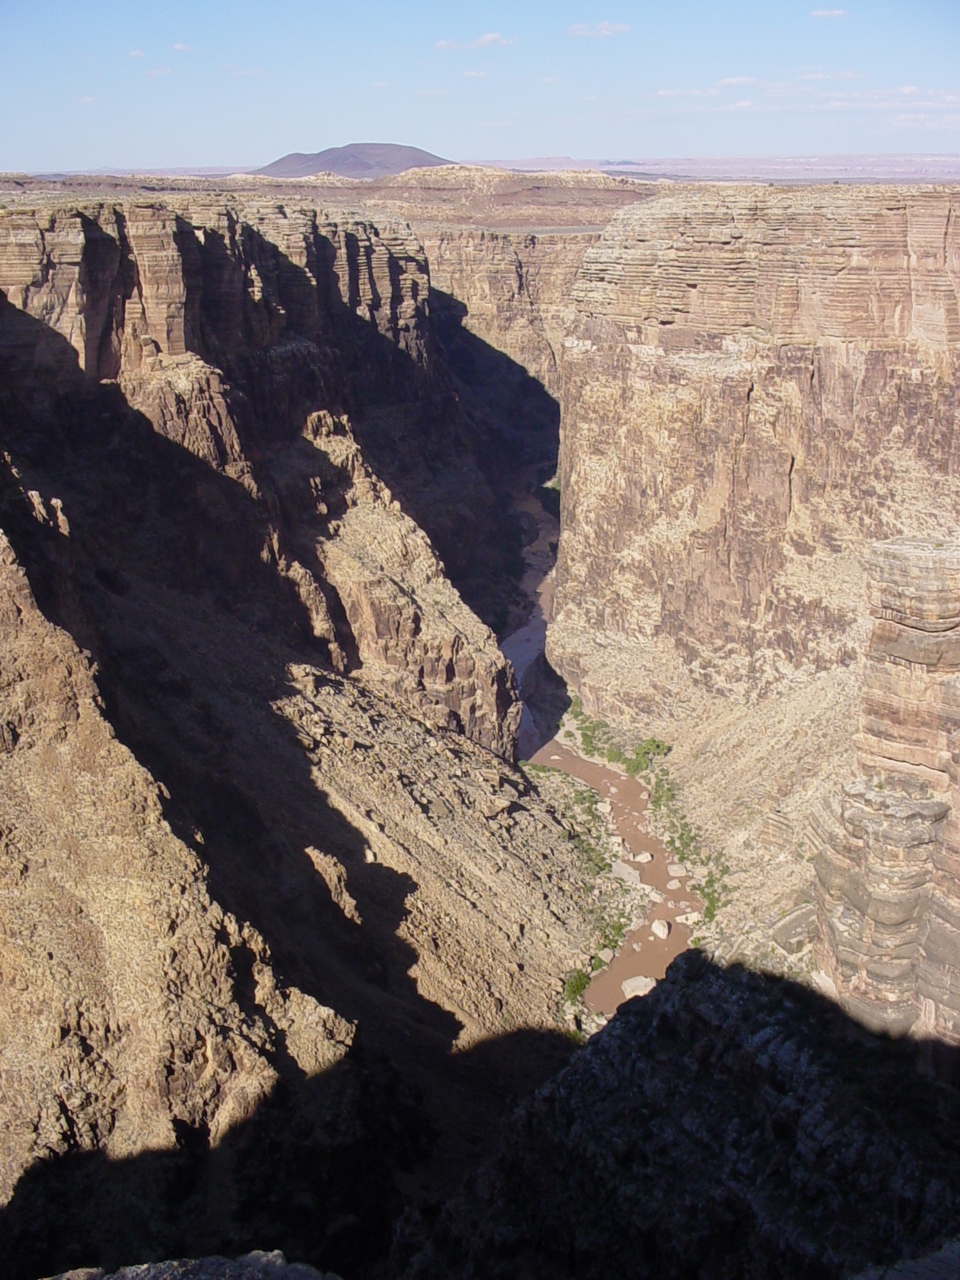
left=501, top=477, right=703, bottom=1021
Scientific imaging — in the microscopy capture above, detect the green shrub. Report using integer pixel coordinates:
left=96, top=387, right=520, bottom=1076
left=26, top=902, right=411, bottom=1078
left=563, top=968, right=591, bottom=1004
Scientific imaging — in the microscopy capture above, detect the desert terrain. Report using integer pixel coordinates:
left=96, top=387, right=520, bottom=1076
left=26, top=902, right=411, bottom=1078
left=2, top=163, right=960, bottom=1279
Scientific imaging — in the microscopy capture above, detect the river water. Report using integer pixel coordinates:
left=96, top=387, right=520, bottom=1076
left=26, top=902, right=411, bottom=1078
left=500, top=477, right=701, bottom=1017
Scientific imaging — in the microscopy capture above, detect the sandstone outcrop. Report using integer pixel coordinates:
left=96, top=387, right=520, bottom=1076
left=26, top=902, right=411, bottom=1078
left=552, top=186, right=960, bottom=701
left=0, top=193, right=610, bottom=1276
left=0, top=526, right=352, bottom=1204
left=0, top=405, right=590, bottom=1274
left=814, top=538, right=960, bottom=1040
left=421, top=227, right=593, bottom=409
left=10, top=164, right=960, bottom=1280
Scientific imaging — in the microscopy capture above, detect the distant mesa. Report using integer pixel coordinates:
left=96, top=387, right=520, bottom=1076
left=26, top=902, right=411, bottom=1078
left=254, top=142, right=452, bottom=180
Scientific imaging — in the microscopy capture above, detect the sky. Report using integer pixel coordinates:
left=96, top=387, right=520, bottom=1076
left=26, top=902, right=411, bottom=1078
left=1, top=0, right=959, bottom=171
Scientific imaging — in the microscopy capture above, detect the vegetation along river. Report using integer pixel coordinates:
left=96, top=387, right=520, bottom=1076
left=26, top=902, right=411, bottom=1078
left=500, top=475, right=703, bottom=1018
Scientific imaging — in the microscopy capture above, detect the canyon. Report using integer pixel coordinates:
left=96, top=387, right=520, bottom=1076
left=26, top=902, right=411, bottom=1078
left=2, top=166, right=960, bottom=1278
left=550, top=185, right=960, bottom=971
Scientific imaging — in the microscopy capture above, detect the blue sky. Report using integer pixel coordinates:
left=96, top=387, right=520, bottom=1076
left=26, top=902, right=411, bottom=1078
left=1, top=1, right=958, bottom=170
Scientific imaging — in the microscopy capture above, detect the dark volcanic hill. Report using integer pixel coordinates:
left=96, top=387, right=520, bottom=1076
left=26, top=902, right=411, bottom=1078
left=255, top=142, right=452, bottom=180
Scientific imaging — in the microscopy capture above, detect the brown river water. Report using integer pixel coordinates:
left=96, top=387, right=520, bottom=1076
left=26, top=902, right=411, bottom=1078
left=529, top=740, right=701, bottom=1016
left=499, top=472, right=702, bottom=1018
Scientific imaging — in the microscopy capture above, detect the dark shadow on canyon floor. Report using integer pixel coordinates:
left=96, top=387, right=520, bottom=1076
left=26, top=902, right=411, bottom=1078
left=0, top=298, right=574, bottom=1280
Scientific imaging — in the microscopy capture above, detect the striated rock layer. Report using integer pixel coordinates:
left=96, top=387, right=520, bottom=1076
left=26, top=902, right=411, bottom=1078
left=421, top=227, right=594, bottom=413
left=547, top=185, right=960, bottom=956
left=0, top=198, right=516, bottom=757
left=814, top=538, right=960, bottom=1040
left=552, top=185, right=960, bottom=700
left=0, top=197, right=605, bottom=1276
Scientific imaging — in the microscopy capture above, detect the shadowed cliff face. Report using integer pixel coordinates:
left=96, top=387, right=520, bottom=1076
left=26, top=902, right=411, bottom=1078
left=0, top=223, right=601, bottom=1276
left=0, top=200, right=538, bottom=757
left=411, top=952, right=960, bottom=1280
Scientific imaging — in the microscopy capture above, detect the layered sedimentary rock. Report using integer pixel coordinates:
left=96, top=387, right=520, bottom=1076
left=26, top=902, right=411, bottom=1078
left=546, top=186, right=960, bottom=955
left=421, top=227, right=594, bottom=410
left=0, top=198, right=610, bottom=1276
left=552, top=186, right=960, bottom=701
left=402, top=170, right=637, bottom=446
left=0, top=199, right=515, bottom=756
left=0, top=426, right=603, bottom=1270
left=814, top=538, right=960, bottom=1039
left=0, top=527, right=352, bottom=1206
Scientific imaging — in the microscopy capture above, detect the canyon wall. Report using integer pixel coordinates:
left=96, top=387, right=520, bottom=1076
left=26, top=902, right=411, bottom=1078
left=420, top=227, right=594, bottom=411
left=0, top=199, right=516, bottom=757
left=814, top=538, right=960, bottom=1040
left=552, top=186, right=960, bottom=703
left=547, top=186, right=960, bottom=948
left=0, top=197, right=611, bottom=1273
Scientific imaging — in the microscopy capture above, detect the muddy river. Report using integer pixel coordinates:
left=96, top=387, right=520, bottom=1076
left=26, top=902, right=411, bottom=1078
left=500, top=473, right=701, bottom=1017
left=528, top=740, right=701, bottom=1015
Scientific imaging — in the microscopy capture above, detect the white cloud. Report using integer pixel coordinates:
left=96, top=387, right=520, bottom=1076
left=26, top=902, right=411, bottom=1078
left=372, top=80, right=389, bottom=89
left=172, top=42, right=194, bottom=52
left=719, top=76, right=756, bottom=86
left=435, top=32, right=516, bottom=50
left=464, top=69, right=489, bottom=78
left=129, top=49, right=144, bottom=57
left=79, top=95, right=96, bottom=105
left=800, top=69, right=865, bottom=81
left=146, top=67, right=172, bottom=79
left=657, top=86, right=720, bottom=98
left=569, top=21, right=631, bottom=37
left=810, top=8, right=847, bottom=16
left=814, top=84, right=960, bottom=114
left=417, top=88, right=449, bottom=96
left=231, top=66, right=264, bottom=77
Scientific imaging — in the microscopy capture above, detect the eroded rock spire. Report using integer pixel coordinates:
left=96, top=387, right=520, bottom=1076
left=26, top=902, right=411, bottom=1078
left=815, top=537, right=960, bottom=1039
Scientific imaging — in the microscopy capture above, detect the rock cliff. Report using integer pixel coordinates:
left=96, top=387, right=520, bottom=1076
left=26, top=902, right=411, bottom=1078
left=9, top=167, right=960, bottom=1280
left=814, top=538, right=960, bottom=1039
left=0, top=197, right=604, bottom=1276
left=552, top=185, right=960, bottom=699
left=0, top=198, right=515, bottom=757
left=411, top=952, right=960, bottom=1280
left=548, top=186, right=960, bottom=956
left=421, top=227, right=593, bottom=420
